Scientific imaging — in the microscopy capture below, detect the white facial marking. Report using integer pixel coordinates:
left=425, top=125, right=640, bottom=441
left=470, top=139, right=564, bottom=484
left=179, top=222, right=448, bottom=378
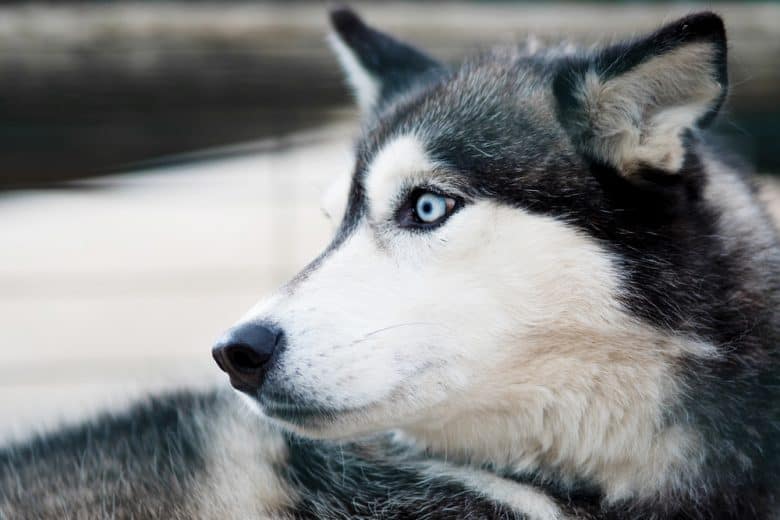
left=364, top=134, right=440, bottom=219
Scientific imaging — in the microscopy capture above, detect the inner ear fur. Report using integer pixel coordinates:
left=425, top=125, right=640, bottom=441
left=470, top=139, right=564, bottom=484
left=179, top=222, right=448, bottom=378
left=553, top=12, right=727, bottom=178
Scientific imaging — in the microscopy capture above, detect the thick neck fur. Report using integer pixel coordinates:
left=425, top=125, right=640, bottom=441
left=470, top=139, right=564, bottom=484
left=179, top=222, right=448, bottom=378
left=399, top=327, right=710, bottom=500
left=401, top=376, right=775, bottom=518
left=400, top=295, right=779, bottom=517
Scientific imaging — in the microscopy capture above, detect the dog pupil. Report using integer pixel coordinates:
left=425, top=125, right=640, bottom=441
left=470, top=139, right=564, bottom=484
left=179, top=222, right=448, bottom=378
left=421, top=201, right=432, bottom=214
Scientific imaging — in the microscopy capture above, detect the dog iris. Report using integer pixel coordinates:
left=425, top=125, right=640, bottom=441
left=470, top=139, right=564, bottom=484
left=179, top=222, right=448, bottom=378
left=397, top=189, right=459, bottom=229
left=415, top=192, right=448, bottom=223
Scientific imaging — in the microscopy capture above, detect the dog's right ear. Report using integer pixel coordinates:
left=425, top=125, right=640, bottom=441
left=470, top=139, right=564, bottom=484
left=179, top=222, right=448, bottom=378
left=328, top=7, right=444, bottom=114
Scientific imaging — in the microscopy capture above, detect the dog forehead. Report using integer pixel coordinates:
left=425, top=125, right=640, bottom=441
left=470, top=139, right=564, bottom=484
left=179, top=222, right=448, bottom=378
left=362, top=134, right=437, bottom=210
left=355, top=56, right=565, bottom=188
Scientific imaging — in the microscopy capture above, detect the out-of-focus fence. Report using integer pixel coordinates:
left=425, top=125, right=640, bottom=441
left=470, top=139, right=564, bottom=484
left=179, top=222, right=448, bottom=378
left=1, top=2, right=779, bottom=187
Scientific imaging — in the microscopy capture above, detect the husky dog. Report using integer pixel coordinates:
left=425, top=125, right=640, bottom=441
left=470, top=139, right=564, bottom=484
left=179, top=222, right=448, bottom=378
left=2, top=8, right=779, bottom=519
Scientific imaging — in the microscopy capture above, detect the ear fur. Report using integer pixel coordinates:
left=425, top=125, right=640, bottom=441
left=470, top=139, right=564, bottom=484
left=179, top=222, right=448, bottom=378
left=553, top=12, right=728, bottom=177
left=328, top=7, right=443, bottom=114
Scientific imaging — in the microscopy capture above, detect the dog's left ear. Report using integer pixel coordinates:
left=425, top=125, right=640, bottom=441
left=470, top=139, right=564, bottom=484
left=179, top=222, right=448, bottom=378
left=553, top=12, right=727, bottom=178
left=328, top=7, right=444, bottom=114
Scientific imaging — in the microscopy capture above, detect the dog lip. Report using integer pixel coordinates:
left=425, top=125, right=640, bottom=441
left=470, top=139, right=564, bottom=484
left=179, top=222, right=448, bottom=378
left=260, top=396, right=332, bottom=421
left=227, top=377, right=261, bottom=396
left=263, top=401, right=332, bottom=420
left=257, top=390, right=345, bottom=426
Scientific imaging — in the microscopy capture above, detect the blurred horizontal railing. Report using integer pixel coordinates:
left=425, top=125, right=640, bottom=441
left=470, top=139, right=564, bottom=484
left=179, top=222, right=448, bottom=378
left=1, top=2, right=778, bottom=187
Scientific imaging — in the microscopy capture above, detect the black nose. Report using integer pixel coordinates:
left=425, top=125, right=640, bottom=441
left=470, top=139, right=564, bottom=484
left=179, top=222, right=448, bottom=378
left=212, top=323, right=283, bottom=393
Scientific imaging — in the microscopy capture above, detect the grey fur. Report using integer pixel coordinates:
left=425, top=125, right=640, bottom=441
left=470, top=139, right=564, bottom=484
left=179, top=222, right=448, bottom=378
left=1, top=390, right=538, bottom=519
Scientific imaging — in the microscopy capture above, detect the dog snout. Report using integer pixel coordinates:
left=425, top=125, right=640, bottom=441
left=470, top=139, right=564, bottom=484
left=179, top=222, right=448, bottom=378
left=212, top=322, right=283, bottom=393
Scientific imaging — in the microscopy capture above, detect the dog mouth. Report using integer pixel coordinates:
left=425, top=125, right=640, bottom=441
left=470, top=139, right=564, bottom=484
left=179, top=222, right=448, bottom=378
left=256, top=387, right=352, bottom=428
left=253, top=360, right=443, bottom=432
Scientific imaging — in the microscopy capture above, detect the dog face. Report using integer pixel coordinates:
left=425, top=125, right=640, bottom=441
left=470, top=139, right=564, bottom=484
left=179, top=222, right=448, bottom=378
left=252, top=135, right=626, bottom=434
left=214, top=7, right=729, bottom=495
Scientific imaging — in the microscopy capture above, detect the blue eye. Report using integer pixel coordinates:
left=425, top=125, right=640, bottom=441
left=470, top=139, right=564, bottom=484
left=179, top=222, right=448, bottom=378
left=397, top=188, right=460, bottom=229
left=415, top=192, right=448, bottom=223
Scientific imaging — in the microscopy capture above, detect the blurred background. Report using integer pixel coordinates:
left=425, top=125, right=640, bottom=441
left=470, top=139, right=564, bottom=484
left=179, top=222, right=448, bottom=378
left=1, top=1, right=779, bottom=442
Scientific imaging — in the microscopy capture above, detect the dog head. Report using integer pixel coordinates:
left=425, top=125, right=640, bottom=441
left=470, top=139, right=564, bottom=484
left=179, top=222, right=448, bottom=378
left=214, top=8, right=732, bottom=499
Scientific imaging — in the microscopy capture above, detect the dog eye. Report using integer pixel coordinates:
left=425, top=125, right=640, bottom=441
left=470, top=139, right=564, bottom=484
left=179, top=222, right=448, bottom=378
left=416, top=192, right=449, bottom=223
left=398, top=189, right=458, bottom=229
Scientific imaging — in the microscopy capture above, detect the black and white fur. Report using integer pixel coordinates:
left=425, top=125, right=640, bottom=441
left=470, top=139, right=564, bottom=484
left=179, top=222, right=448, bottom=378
left=2, top=9, right=779, bottom=519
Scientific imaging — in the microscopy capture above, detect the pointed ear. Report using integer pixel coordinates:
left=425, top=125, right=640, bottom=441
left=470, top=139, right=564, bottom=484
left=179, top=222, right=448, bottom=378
left=553, top=12, right=727, bottom=177
left=328, top=7, right=443, bottom=114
